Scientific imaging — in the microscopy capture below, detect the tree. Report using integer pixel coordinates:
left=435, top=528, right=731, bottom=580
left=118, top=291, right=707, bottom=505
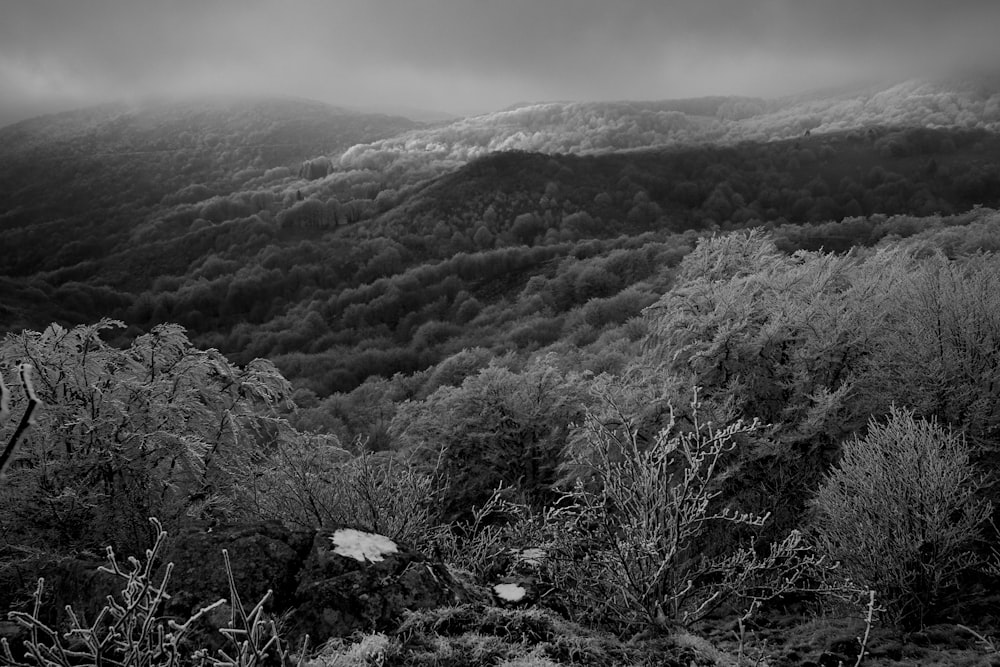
left=510, top=212, right=546, bottom=245
left=812, top=407, right=992, bottom=629
left=857, top=251, right=1000, bottom=446
left=473, top=225, right=494, bottom=249
left=390, top=357, right=587, bottom=519
left=643, top=231, right=902, bottom=441
left=299, top=156, right=332, bottom=180
left=0, top=320, right=292, bottom=555
left=0, top=364, right=42, bottom=479
left=641, top=232, right=917, bottom=536
left=561, top=211, right=599, bottom=237
left=277, top=197, right=332, bottom=229
left=234, top=436, right=438, bottom=550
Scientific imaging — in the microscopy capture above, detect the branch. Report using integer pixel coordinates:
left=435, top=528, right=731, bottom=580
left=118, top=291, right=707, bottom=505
left=1, top=364, right=43, bottom=479
left=854, top=589, right=877, bottom=667
left=0, top=370, right=10, bottom=425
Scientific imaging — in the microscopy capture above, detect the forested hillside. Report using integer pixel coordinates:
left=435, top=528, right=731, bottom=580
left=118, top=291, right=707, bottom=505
left=3, top=76, right=1000, bottom=664
left=4, top=121, right=1000, bottom=394
left=0, top=96, right=418, bottom=331
left=336, top=75, right=1000, bottom=180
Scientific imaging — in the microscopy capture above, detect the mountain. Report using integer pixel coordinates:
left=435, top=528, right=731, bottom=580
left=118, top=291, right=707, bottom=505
left=3, top=76, right=1000, bottom=391
left=0, top=94, right=418, bottom=234
left=0, top=96, right=418, bottom=325
left=331, top=76, right=1000, bottom=185
left=0, top=95, right=381, bottom=213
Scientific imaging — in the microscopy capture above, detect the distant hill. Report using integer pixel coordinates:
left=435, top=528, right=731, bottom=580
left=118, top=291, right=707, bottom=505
left=3, top=76, right=1000, bottom=393
left=333, top=76, right=1000, bottom=183
left=0, top=95, right=417, bottom=218
left=0, top=96, right=417, bottom=332
left=0, top=96, right=417, bottom=272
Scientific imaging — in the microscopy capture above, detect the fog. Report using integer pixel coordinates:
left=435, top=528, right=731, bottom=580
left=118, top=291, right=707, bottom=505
left=2, top=0, right=1000, bottom=126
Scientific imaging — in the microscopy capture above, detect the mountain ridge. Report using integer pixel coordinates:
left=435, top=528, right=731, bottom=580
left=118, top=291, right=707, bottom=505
left=3, top=74, right=1000, bottom=391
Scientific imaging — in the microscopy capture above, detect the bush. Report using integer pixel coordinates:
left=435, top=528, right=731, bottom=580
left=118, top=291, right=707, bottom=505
left=811, top=407, right=992, bottom=629
left=390, top=360, right=587, bottom=521
left=233, top=436, right=440, bottom=552
left=559, top=384, right=824, bottom=631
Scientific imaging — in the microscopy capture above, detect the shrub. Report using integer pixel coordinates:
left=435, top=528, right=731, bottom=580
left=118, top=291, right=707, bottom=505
left=233, top=436, right=440, bottom=552
left=428, top=484, right=585, bottom=590
left=390, top=359, right=587, bottom=521
left=559, top=385, right=824, bottom=631
left=811, top=407, right=993, bottom=629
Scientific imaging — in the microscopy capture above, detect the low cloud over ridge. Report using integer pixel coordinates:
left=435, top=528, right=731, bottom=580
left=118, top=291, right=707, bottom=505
left=2, top=0, right=999, bottom=126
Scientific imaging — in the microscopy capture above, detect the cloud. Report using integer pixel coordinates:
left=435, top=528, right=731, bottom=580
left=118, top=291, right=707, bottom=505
left=2, top=0, right=1000, bottom=124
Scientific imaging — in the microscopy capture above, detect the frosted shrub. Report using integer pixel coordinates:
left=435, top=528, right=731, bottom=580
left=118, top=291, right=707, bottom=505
left=562, top=388, right=825, bottom=631
left=812, top=407, right=992, bottom=629
left=235, top=436, right=439, bottom=551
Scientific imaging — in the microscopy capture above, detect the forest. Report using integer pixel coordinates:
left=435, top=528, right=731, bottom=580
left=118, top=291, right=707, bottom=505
left=2, top=77, right=1000, bottom=665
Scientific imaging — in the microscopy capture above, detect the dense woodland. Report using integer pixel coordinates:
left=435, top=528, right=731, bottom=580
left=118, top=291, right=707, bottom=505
left=3, top=77, right=1000, bottom=665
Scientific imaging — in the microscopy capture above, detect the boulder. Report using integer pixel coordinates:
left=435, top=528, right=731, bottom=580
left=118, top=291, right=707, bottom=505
left=1, top=523, right=472, bottom=653
left=163, top=520, right=313, bottom=616
left=286, top=527, right=467, bottom=643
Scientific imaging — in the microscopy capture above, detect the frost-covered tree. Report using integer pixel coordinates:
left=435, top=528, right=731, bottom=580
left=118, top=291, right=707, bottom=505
left=390, top=357, right=587, bottom=518
left=643, top=230, right=907, bottom=443
left=857, top=251, right=1000, bottom=445
left=0, top=320, right=292, bottom=554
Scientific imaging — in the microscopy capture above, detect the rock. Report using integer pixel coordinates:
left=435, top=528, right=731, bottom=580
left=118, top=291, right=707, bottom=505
left=163, top=520, right=313, bottom=617
left=2, top=522, right=474, bottom=653
left=286, top=527, right=466, bottom=644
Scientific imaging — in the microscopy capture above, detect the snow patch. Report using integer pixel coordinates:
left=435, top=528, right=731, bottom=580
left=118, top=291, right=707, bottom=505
left=330, top=528, right=398, bottom=562
left=493, top=583, right=527, bottom=602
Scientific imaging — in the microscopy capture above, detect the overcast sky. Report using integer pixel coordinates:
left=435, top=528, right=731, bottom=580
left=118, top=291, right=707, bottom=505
left=2, top=0, right=999, bottom=126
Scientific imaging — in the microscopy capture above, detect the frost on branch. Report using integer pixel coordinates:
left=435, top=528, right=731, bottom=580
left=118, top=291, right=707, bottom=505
left=0, top=363, right=42, bottom=479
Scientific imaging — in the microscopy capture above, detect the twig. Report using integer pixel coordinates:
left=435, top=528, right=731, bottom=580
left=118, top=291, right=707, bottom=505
left=853, top=589, right=876, bottom=667
left=956, top=624, right=998, bottom=653
left=734, top=617, right=768, bottom=666
left=0, top=369, right=10, bottom=424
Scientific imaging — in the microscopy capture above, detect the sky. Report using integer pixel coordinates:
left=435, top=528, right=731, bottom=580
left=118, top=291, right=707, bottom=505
left=2, top=0, right=1000, bottom=126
